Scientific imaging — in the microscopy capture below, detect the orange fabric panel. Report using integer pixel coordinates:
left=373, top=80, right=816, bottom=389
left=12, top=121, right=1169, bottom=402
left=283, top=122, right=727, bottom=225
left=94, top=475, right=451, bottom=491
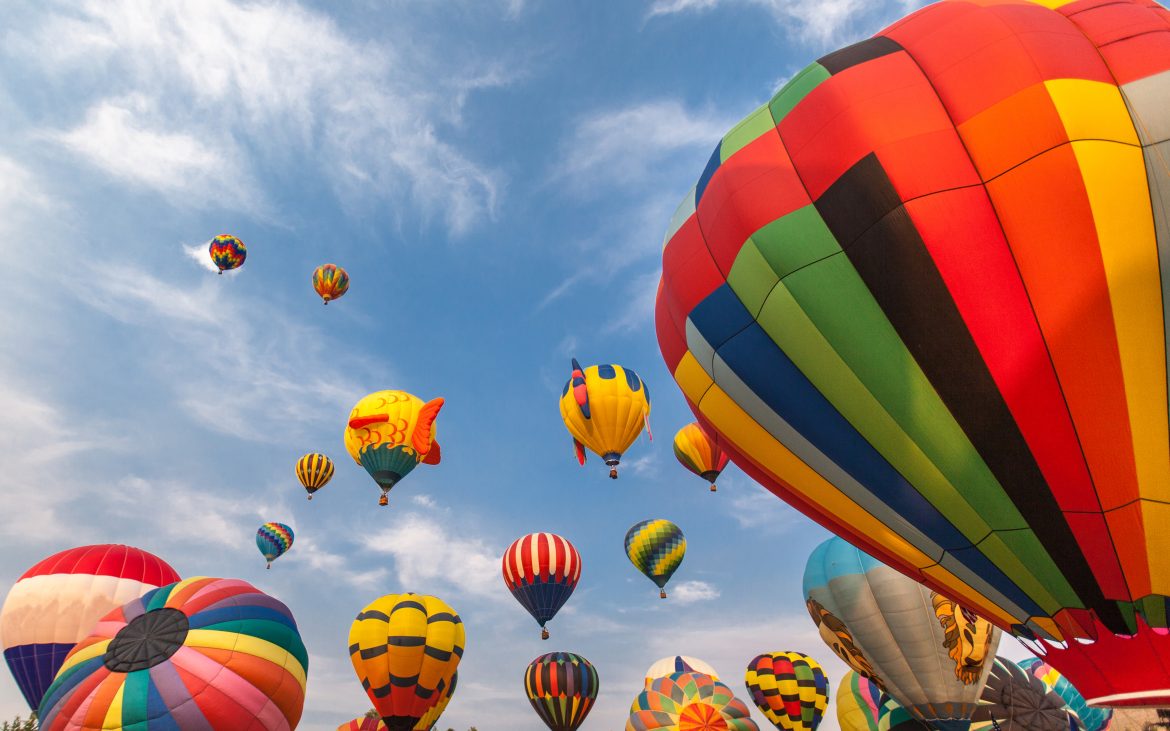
left=957, top=83, right=1068, bottom=180
left=1104, top=502, right=1151, bottom=599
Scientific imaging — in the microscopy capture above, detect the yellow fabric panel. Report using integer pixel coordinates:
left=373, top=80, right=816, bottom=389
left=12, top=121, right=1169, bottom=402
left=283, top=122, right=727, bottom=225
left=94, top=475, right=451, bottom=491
left=60, top=638, right=112, bottom=669
left=1140, top=502, right=1170, bottom=595
left=185, top=630, right=308, bottom=686
left=1071, top=140, right=1170, bottom=507
left=1020, top=0, right=1075, bottom=8
left=1047, top=80, right=1141, bottom=146
left=103, top=683, right=124, bottom=729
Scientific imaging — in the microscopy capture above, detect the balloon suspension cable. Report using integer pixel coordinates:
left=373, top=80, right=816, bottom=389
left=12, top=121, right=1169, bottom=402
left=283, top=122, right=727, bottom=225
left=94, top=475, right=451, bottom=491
left=541, top=628, right=549, bottom=640
left=379, top=494, right=389, bottom=506
left=660, top=589, right=667, bottom=599
left=609, top=468, right=618, bottom=479
left=710, top=483, right=717, bottom=492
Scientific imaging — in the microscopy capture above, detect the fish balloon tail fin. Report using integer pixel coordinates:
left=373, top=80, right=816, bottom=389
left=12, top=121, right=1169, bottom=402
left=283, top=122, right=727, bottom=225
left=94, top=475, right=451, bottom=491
left=574, top=439, right=586, bottom=465
left=412, top=397, right=445, bottom=454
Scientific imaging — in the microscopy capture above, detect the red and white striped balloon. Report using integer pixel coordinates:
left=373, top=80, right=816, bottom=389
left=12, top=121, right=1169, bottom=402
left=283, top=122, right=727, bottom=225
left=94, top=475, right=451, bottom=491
left=501, top=533, right=581, bottom=639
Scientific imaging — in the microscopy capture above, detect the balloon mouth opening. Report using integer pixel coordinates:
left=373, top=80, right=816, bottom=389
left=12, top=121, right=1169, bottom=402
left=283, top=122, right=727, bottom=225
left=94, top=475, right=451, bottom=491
left=103, top=608, right=189, bottom=672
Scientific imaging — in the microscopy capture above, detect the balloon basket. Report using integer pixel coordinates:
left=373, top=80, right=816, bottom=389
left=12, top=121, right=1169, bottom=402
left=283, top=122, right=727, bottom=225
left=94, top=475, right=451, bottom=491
left=609, top=468, right=618, bottom=479
left=541, top=629, right=549, bottom=640
left=709, top=484, right=717, bottom=492
left=660, top=590, right=667, bottom=599
left=379, top=495, right=388, bottom=506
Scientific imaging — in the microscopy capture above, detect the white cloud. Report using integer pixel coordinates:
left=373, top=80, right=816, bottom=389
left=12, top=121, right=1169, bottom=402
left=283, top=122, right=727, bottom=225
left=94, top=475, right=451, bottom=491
left=724, top=475, right=808, bottom=532
left=181, top=241, right=229, bottom=273
left=670, top=580, right=721, bottom=604
left=0, top=155, right=51, bottom=226
left=411, top=494, right=437, bottom=509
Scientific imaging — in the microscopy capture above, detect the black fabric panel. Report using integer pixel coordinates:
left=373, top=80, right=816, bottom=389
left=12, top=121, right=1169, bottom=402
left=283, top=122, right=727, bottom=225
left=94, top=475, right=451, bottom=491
left=820, top=154, right=1124, bottom=631
left=817, top=36, right=903, bottom=75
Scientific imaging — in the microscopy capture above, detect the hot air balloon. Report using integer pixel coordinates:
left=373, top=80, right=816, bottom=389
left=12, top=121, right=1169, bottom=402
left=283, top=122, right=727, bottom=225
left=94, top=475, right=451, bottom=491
left=297, top=452, right=335, bottom=499
left=339, top=676, right=456, bottom=731
left=0, top=544, right=181, bottom=711
left=37, top=576, right=308, bottom=730
left=627, top=671, right=759, bottom=731
left=971, top=657, right=1077, bottom=731
left=502, top=533, right=581, bottom=639
left=838, top=671, right=883, bottom=731
left=624, top=519, right=685, bottom=599
left=349, top=593, right=464, bottom=731
left=524, top=652, right=598, bottom=731
left=804, top=538, right=999, bottom=731
left=673, top=422, right=730, bottom=491
left=559, top=358, right=651, bottom=478
left=257, top=522, right=294, bottom=568
left=745, top=652, right=829, bottom=731
left=208, top=234, right=246, bottom=274
left=344, top=390, right=443, bottom=506
left=1018, top=658, right=1111, bottom=731
left=645, top=655, right=719, bottom=687
left=313, top=264, right=350, bottom=304
left=878, top=698, right=931, bottom=731
left=653, top=0, right=1170, bottom=705
left=338, top=716, right=382, bottom=731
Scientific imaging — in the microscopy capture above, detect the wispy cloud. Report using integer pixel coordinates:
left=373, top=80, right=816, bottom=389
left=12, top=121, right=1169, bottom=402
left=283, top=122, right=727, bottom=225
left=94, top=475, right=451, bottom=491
left=605, top=269, right=661, bottom=334
left=671, top=580, right=721, bottom=604
left=723, top=475, right=809, bottom=532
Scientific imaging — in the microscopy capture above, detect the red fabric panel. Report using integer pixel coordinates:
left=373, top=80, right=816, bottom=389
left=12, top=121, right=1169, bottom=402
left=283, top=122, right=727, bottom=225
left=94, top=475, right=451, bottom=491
left=1104, top=503, right=1152, bottom=598
left=876, top=126, right=980, bottom=202
left=661, top=215, right=724, bottom=324
left=1097, top=31, right=1170, bottom=85
left=1064, top=512, right=1131, bottom=601
left=655, top=283, right=687, bottom=373
left=21, top=545, right=179, bottom=584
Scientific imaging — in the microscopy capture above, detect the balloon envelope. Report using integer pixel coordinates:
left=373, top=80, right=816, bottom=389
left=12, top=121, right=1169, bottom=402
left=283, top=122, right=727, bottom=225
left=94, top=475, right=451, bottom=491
left=1018, top=658, right=1111, bottom=731
left=837, top=671, right=884, bottom=731
left=256, top=522, right=294, bottom=567
left=0, top=544, right=180, bottom=710
left=624, top=519, right=686, bottom=597
left=627, top=671, right=758, bottom=731
left=524, top=652, right=598, bottom=731
left=673, top=421, right=731, bottom=490
left=654, top=0, right=1170, bottom=705
left=208, top=234, right=245, bottom=272
left=37, top=576, right=308, bottom=730
left=345, top=390, right=443, bottom=506
left=296, top=452, right=335, bottom=499
left=502, top=533, right=581, bottom=638
left=970, top=657, right=1075, bottom=731
left=645, top=655, right=718, bottom=687
left=745, top=651, right=829, bottom=731
left=313, top=263, right=350, bottom=303
left=559, top=359, right=651, bottom=478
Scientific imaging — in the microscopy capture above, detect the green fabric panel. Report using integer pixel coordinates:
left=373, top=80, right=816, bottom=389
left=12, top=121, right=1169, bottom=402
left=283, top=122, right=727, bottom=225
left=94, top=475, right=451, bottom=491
left=978, top=533, right=1068, bottom=614
left=121, top=669, right=150, bottom=727
left=721, top=104, right=778, bottom=162
left=1138, top=594, right=1167, bottom=628
left=769, top=63, right=831, bottom=124
left=145, top=586, right=172, bottom=612
left=203, top=621, right=308, bottom=668
left=752, top=204, right=840, bottom=278
left=726, top=237, right=779, bottom=316
left=1117, top=601, right=1139, bottom=634
left=755, top=281, right=994, bottom=540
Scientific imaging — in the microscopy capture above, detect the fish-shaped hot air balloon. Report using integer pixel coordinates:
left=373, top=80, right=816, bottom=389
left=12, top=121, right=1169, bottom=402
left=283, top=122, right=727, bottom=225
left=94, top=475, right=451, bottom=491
left=345, top=390, right=443, bottom=506
left=559, top=359, right=650, bottom=479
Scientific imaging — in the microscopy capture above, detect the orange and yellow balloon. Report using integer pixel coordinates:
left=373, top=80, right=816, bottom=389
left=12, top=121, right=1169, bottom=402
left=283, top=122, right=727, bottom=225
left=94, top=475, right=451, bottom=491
left=673, top=422, right=730, bottom=492
left=313, top=264, right=349, bottom=304
left=559, top=358, right=651, bottom=479
left=345, top=390, right=443, bottom=506
left=296, top=452, right=334, bottom=500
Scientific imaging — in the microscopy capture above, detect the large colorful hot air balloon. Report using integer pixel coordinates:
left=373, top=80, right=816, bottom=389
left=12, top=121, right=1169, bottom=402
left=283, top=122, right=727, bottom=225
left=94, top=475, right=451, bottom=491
left=838, top=671, right=883, bottom=731
left=971, top=658, right=1076, bottom=731
left=653, top=0, right=1170, bottom=705
left=627, top=671, right=758, bottom=731
left=502, top=533, right=581, bottom=639
left=349, top=593, right=464, bottom=731
left=745, top=652, right=829, bottom=731
left=559, top=359, right=651, bottom=478
left=878, top=698, right=931, bottom=731
left=256, top=522, right=294, bottom=569
left=208, top=234, right=245, bottom=274
left=313, top=264, right=350, bottom=304
left=339, top=676, right=456, bottom=731
left=645, top=655, right=719, bottom=687
left=37, top=576, right=308, bottom=730
left=1, top=544, right=181, bottom=711
left=673, top=421, right=731, bottom=491
left=624, top=519, right=686, bottom=599
left=345, top=390, right=443, bottom=506
left=1018, top=658, right=1111, bottom=731
left=804, top=538, right=999, bottom=731
left=524, top=652, right=598, bottom=731
left=297, top=452, right=335, bottom=499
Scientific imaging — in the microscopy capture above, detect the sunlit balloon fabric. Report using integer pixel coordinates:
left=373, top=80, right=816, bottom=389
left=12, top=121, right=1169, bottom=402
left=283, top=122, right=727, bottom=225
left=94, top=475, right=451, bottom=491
left=502, top=533, right=582, bottom=639
left=627, top=671, right=759, bottom=731
left=256, top=522, right=294, bottom=569
left=970, top=657, right=1075, bottom=731
left=624, top=519, right=686, bottom=598
left=645, top=656, right=719, bottom=687
left=37, top=576, right=308, bottom=730
left=745, top=652, right=828, bottom=731
left=296, top=452, right=335, bottom=499
left=559, top=358, right=651, bottom=478
left=349, top=593, right=464, bottom=731
left=208, top=234, right=246, bottom=273
left=524, top=652, right=598, bottom=731
left=338, top=717, right=382, bottom=731
left=838, top=671, right=883, bottom=731
left=804, top=538, right=999, bottom=731
left=653, top=0, right=1170, bottom=706
left=0, top=544, right=180, bottom=711
left=345, top=390, right=443, bottom=506
left=338, top=675, right=455, bottom=731
left=313, top=263, right=350, bottom=304
left=1018, top=658, right=1111, bottom=731
left=673, top=422, right=731, bottom=491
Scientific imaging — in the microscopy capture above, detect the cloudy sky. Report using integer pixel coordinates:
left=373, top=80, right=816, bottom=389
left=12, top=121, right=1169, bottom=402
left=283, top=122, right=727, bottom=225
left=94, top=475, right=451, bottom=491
left=0, top=1, right=1037, bottom=728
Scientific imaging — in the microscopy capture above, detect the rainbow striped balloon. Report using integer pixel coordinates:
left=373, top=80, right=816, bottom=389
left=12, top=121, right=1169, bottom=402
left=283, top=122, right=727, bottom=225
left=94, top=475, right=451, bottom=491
left=313, top=264, right=350, bottom=304
left=37, top=576, right=308, bottom=730
left=624, top=519, right=686, bottom=599
left=627, top=671, right=758, bottom=731
left=208, top=234, right=246, bottom=273
left=257, top=522, right=294, bottom=569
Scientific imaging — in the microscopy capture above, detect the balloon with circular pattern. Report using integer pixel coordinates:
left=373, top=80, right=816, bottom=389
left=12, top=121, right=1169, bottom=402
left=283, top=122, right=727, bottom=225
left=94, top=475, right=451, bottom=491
left=627, top=671, right=759, bottom=731
left=524, top=652, right=598, bottom=731
left=256, top=522, right=294, bottom=569
left=559, top=359, right=651, bottom=479
left=313, top=264, right=350, bottom=304
left=645, top=655, right=718, bottom=687
left=745, top=651, right=829, bottom=731
left=673, top=422, right=731, bottom=492
left=0, top=544, right=181, bottom=711
left=349, top=593, right=464, bottom=731
left=970, top=657, right=1076, bottom=731
left=208, top=234, right=246, bottom=274
left=624, top=519, right=686, bottom=599
left=502, top=533, right=581, bottom=640
left=345, top=390, right=444, bottom=506
left=37, top=576, right=308, bottom=730
left=1017, top=658, right=1111, bottom=731
left=297, top=452, right=335, bottom=500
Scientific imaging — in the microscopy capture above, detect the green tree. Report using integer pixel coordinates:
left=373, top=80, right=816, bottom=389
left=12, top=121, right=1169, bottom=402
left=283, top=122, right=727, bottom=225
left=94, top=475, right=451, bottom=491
left=1, top=714, right=37, bottom=731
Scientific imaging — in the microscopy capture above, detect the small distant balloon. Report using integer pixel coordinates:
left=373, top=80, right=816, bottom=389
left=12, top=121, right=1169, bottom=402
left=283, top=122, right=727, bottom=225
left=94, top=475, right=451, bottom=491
left=673, top=422, right=730, bottom=491
left=624, top=519, right=685, bottom=599
left=257, top=522, right=294, bottom=568
left=208, top=234, right=246, bottom=274
left=297, top=452, right=335, bottom=500
left=559, top=358, right=651, bottom=478
left=314, top=263, right=350, bottom=304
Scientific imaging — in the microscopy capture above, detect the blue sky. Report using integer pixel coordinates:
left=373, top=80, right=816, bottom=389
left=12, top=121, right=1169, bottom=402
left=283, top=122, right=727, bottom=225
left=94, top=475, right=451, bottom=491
left=0, top=1, right=1036, bottom=728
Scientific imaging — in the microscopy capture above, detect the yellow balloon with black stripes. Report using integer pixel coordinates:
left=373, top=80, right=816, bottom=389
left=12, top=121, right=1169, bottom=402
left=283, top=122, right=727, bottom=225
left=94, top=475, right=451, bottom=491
left=296, top=452, right=335, bottom=500
left=559, top=358, right=651, bottom=479
left=624, top=519, right=686, bottom=599
left=745, top=651, right=830, bottom=731
left=348, top=593, right=464, bottom=731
